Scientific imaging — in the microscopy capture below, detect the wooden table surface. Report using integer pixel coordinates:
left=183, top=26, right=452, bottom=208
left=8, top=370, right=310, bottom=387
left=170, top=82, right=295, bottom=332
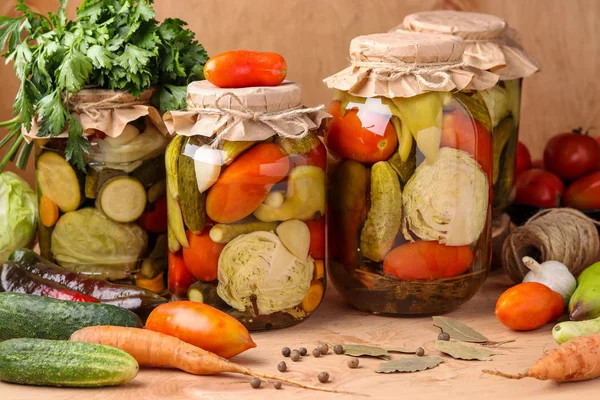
left=2, top=271, right=598, bottom=400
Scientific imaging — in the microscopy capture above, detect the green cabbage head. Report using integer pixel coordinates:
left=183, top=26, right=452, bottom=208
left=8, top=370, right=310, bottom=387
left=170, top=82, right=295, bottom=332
left=217, top=231, right=314, bottom=315
left=0, top=172, right=37, bottom=261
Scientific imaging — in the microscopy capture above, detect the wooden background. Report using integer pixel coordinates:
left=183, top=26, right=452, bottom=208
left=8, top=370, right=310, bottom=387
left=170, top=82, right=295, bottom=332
left=1, top=0, right=599, bottom=186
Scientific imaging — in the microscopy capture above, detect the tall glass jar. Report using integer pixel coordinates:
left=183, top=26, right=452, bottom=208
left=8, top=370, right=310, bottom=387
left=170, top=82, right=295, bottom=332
left=164, top=81, right=330, bottom=330
left=398, top=11, right=540, bottom=218
left=33, top=89, right=170, bottom=297
left=324, top=32, right=496, bottom=315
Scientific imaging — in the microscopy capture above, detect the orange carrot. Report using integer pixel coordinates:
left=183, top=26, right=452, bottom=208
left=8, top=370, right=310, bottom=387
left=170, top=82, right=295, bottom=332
left=70, top=326, right=362, bottom=395
left=483, top=333, right=600, bottom=382
left=40, top=195, right=59, bottom=227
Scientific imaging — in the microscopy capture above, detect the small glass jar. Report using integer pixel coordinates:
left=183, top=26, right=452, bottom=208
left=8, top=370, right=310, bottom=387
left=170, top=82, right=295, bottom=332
left=164, top=81, right=329, bottom=330
left=34, top=89, right=169, bottom=295
left=324, top=32, right=496, bottom=315
left=398, top=11, right=540, bottom=218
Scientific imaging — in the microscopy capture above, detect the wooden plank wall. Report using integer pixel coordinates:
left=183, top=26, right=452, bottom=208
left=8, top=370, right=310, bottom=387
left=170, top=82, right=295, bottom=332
left=1, top=0, right=598, bottom=186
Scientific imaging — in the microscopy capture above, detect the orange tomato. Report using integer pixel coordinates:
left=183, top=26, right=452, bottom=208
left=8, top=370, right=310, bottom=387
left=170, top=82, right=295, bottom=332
left=168, top=252, right=196, bottom=298
left=306, top=218, right=325, bottom=259
left=146, top=301, right=256, bottom=359
left=182, top=230, right=225, bottom=282
left=204, top=50, right=287, bottom=88
left=441, top=110, right=493, bottom=183
left=326, top=100, right=398, bottom=163
left=383, top=241, right=473, bottom=281
left=495, top=282, right=564, bottom=331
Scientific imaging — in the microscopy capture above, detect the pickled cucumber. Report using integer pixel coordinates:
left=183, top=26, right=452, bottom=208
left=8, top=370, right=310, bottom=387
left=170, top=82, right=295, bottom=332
left=492, top=117, right=516, bottom=184
left=165, top=135, right=186, bottom=199
left=178, top=137, right=207, bottom=234
left=447, top=92, right=493, bottom=134
left=222, top=140, right=255, bottom=165
left=360, top=162, right=402, bottom=262
left=130, top=154, right=166, bottom=188
left=277, top=133, right=321, bottom=155
left=387, top=143, right=416, bottom=187
left=85, top=168, right=126, bottom=199
left=209, top=221, right=279, bottom=243
left=96, top=176, right=147, bottom=223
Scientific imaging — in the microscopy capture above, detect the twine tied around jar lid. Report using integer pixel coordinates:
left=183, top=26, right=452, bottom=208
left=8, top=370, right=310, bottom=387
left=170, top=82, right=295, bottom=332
left=186, top=91, right=325, bottom=147
left=66, top=91, right=151, bottom=120
left=502, top=208, right=600, bottom=283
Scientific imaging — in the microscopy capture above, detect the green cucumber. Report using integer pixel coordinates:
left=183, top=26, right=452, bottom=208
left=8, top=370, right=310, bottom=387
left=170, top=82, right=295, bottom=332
left=0, top=338, right=138, bottom=387
left=178, top=136, right=207, bottom=234
left=0, top=292, right=142, bottom=341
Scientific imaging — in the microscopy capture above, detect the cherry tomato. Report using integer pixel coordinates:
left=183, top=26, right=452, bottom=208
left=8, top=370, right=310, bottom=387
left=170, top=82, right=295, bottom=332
left=204, top=50, right=287, bottom=88
left=515, top=141, right=532, bottom=175
left=305, top=218, right=325, bottom=259
left=168, top=251, right=196, bottom=298
left=182, top=230, right=225, bottom=282
left=137, top=196, right=168, bottom=233
left=514, top=168, right=564, bottom=208
left=563, top=171, right=600, bottom=210
left=326, top=100, right=398, bottom=163
left=441, top=110, right=493, bottom=183
left=543, top=130, right=600, bottom=181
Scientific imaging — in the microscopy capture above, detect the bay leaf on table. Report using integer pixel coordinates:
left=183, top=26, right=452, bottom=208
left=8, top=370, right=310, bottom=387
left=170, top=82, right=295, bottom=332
left=432, top=316, right=488, bottom=343
left=434, top=340, right=500, bottom=361
left=387, top=347, right=416, bottom=354
left=375, top=356, right=443, bottom=373
left=342, top=344, right=390, bottom=358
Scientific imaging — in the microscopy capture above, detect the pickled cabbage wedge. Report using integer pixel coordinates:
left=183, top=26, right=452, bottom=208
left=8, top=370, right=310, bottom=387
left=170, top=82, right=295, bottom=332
left=217, top=231, right=314, bottom=315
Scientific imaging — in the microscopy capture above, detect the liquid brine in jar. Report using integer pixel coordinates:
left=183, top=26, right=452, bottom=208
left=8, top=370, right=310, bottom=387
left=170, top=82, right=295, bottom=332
left=33, top=89, right=170, bottom=295
left=397, top=11, right=540, bottom=218
left=164, top=81, right=330, bottom=330
left=323, top=32, right=498, bottom=315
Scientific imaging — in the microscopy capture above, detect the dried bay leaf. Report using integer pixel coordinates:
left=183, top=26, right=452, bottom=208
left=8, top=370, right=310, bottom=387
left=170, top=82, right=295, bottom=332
left=387, top=347, right=416, bottom=354
left=342, top=344, right=390, bottom=358
left=434, top=340, right=500, bottom=361
left=432, top=316, right=488, bottom=343
left=375, top=356, right=443, bottom=373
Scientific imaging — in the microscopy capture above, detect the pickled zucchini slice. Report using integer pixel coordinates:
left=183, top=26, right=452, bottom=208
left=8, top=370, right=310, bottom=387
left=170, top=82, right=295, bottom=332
left=97, top=176, right=147, bottom=223
left=36, top=151, right=81, bottom=212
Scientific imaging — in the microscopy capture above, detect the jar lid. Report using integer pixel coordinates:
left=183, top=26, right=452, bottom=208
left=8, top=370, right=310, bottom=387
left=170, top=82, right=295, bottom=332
left=164, top=81, right=330, bottom=142
left=396, top=11, right=540, bottom=79
left=324, top=31, right=498, bottom=98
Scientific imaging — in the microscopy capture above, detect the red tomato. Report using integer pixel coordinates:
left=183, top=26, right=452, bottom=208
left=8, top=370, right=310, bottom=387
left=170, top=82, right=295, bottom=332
left=326, top=101, right=398, bottom=163
left=137, top=197, right=168, bottom=233
left=515, top=141, right=532, bottom=175
left=543, top=131, right=600, bottom=181
left=305, top=218, right=325, bottom=259
left=182, top=230, right=225, bottom=282
left=383, top=241, right=473, bottom=281
left=168, top=252, right=196, bottom=298
left=563, top=171, right=600, bottom=210
left=440, top=111, right=493, bottom=183
left=514, top=168, right=564, bottom=208
left=306, top=142, right=327, bottom=170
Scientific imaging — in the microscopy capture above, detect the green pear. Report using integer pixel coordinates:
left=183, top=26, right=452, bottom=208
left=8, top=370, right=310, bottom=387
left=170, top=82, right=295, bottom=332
left=569, top=262, right=600, bottom=321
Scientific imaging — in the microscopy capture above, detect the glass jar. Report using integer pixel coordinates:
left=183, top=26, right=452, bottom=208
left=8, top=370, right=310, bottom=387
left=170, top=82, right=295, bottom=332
left=324, top=32, right=495, bottom=315
left=398, top=10, right=540, bottom=218
left=35, top=89, right=169, bottom=296
left=165, top=81, right=329, bottom=330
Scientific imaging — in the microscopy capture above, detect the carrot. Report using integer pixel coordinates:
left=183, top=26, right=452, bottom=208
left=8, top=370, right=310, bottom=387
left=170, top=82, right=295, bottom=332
left=301, top=280, right=324, bottom=313
left=40, top=195, right=59, bottom=227
left=70, top=326, right=363, bottom=395
left=483, top=333, right=600, bottom=382
left=206, top=143, right=289, bottom=223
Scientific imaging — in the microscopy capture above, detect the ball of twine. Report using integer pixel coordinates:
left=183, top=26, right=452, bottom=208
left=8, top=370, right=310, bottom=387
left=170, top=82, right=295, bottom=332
left=502, top=208, right=600, bottom=284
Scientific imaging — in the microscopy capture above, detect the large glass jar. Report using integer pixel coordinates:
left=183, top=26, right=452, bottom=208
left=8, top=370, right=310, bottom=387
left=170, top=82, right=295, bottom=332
left=164, top=81, right=329, bottom=330
left=34, top=89, right=170, bottom=296
left=324, top=32, right=496, bottom=315
left=398, top=11, right=540, bottom=218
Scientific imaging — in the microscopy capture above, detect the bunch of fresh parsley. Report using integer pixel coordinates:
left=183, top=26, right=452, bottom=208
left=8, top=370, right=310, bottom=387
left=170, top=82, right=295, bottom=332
left=0, top=0, right=208, bottom=171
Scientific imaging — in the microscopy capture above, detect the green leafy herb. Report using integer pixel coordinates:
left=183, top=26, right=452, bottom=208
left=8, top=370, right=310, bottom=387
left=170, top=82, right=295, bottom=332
left=0, top=0, right=208, bottom=171
left=434, top=340, right=500, bottom=361
left=432, top=316, right=489, bottom=343
left=375, top=356, right=443, bottom=373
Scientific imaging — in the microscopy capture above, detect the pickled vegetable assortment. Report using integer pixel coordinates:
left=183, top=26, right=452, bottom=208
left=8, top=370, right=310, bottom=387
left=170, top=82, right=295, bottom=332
left=164, top=78, right=330, bottom=330
left=35, top=90, right=170, bottom=295
left=324, top=31, right=497, bottom=315
left=398, top=11, right=540, bottom=217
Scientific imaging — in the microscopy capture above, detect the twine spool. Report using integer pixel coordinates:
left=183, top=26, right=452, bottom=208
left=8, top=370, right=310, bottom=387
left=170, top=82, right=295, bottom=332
left=502, top=208, right=600, bottom=284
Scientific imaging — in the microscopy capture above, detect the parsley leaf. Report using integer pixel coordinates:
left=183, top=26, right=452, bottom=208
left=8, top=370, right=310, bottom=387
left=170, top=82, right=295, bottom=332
left=155, top=84, right=188, bottom=114
left=87, top=44, right=113, bottom=69
left=37, top=90, right=67, bottom=137
left=57, top=49, right=93, bottom=93
left=65, top=115, right=89, bottom=171
left=115, top=44, right=154, bottom=74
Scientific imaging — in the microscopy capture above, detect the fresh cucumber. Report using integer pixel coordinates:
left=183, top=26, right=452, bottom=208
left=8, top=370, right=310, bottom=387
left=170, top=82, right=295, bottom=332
left=0, top=338, right=138, bottom=387
left=0, top=292, right=142, bottom=341
left=37, top=151, right=81, bottom=212
left=96, top=176, right=147, bottom=223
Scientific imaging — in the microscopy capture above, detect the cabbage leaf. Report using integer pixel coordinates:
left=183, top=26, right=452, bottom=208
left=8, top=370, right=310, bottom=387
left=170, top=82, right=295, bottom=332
left=0, top=172, right=37, bottom=261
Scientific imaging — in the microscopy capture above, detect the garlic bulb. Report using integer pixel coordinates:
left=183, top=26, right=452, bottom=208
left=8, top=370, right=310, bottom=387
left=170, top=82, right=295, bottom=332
left=522, top=256, right=576, bottom=304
